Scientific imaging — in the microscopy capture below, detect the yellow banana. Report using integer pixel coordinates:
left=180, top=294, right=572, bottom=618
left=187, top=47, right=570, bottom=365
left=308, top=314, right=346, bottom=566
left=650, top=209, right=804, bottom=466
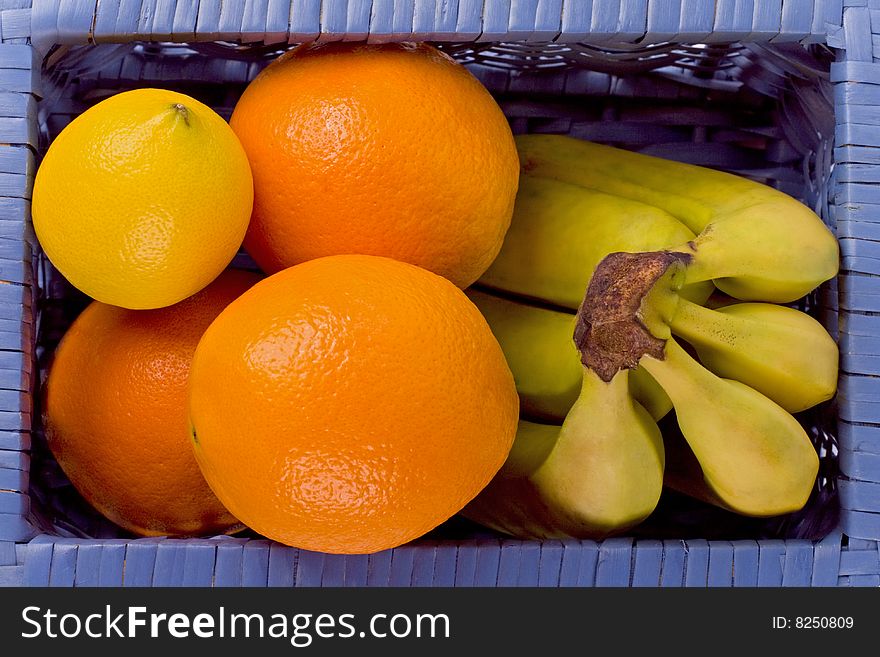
left=462, top=368, right=664, bottom=539
left=668, top=298, right=838, bottom=413
left=478, top=173, right=714, bottom=310
left=640, top=338, right=819, bottom=516
left=465, top=287, right=672, bottom=422
left=575, top=252, right=820, bottom=516
left=516, top=133, right=839, bottom=303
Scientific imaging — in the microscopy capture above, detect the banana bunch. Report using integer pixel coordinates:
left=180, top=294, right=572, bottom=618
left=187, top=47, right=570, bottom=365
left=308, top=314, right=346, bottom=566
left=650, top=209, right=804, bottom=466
left=463, top=134, right=840, bottom=540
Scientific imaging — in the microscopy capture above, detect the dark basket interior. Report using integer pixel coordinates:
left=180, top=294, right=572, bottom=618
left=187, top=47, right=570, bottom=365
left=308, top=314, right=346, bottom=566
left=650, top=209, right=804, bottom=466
left=26, top=38, right=842, bottom=545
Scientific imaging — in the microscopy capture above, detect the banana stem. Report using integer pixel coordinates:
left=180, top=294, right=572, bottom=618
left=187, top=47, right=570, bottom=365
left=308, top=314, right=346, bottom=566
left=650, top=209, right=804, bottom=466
left=574, top=250, right=690, bottom=381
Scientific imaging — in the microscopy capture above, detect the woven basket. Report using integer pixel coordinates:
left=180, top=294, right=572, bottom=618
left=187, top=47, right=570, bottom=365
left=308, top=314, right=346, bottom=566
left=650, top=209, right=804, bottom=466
left=1, top=0, right=879, bottom=587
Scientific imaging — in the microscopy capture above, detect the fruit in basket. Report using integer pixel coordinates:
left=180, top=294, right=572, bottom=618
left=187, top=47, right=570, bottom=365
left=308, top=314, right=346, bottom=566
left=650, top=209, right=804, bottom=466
left=228, top=41, right=519, bottom=288
left=641, top=337, right=819, bottom=515
left=514, top=133, right=840, bottom=303
left=479, top=173, right=714, bottom=309
left=32, top=88, right=253, bottom=310
left=42, top=268, right=262, bottom=537
left=666, top=298, right=838, bottom=413
left=465, top=288, right=672, bottom=422
left=578, top=252, right=821, bottom=516
left=187, top=255, right=519, bottom=554
left=462, top=367, right=665, bottom=540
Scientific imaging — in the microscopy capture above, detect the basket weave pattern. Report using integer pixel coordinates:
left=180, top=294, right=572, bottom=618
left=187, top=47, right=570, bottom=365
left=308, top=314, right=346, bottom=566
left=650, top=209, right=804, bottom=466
left=1, top=0, right=879, bottom=587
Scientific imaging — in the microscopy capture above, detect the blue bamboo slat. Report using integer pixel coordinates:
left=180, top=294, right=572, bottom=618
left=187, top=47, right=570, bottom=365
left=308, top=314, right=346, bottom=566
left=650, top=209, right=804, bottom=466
left=194, top=0, right=222, bottom=40
left=431, top=543, right=458, bottom=586
left=837, top=544, right=880, bottom=577
left=531, top=0, right=564, bottom=40
left=151, top=539, right=188, bottom=587
left=217, top=0, right=246, bottom=40
left=556, top=0, right=593, bottom=41
left=342, top=552, right=369, bottom=587
left=0, top=411, right=30, bottom=431
left=317, top=551, right=345, bottom=586
left=0, top=512, right=32, bottom=541
left=839, top=448, right=880, bottom=483
left=837, top=421, right=880, bottom=454
left=73, top=542, right=103, bottom=587
left=364, top=547, right=392, bottom=587
left=412, top=0, right=441, bottom=41
left=842, top=510, right=880, bottom=541
left=267, top=542, right=297, bottom=587
left=409, top=540, right=436, bottom=587
left=241, top=539, right=271, bottom=586
left=707, top=541, right=734, bottom=587
left=536, top=541, right=563, bottom=587
left=812, top=0, right=843, bottom=42
left=704, top=0, right=755, bottom=43
left=0, top=447, right=25, bottom=469
left=364, top=0, right=395, bottom=42
left=571, top=541, right=599, bottom=586
left=288, top=0, right=320, bottom=42
left=239, top=0, right=269, bottom=42
left=131, top=538, right=173, bottom=588
left=839, top=479, right=880, bottom=512
left=452, top=0, right=484, bottom=41
left=474, top=540, right=502, bottom=587
left=781, top=541, right=814, bottom=586
left=0, top=466, right=25, bottom=490
left=452, top=542, right=477, bottom=587
left=178, top=541, right=217, bottom=587
left=771, top=0, right=814, bottom=42
left=48, top=538, right=78, bottom=587
left=148, top=0, right=176, bottom=40
left=516, top=540, right=541, bottom=586
left=587, top=0, right=625, bottom=44
left=264, top=0, right=290, bottom=44
left=169, top=0, right=199, bottom=42
left=644, top=0, right=681, bottom=42
left=478, top=0, right=514, bottom=42
left=557, top=540, right=582, bottom=586
left=631, top=539, right=662, bottom=587
left=120, top=538, right=162, bottom=587
left=0, top=537, right=16, bottom=565
left=496, top=540, right=521, bottom=587
left=98, top=540, right=129, bottom=587
left=681, top=539, right=709, bottom=587
left=732, top=540, right=760, bottom=587
left=656, top=540, right=685, bottom=587
left=842, top=5, right=873, bottom=61
left=0, top=490, right=26, bottom=514
left=313, top=0, right=348, bottom=42
left=757, top=540, right=787, bottom=586
left=595, top=537, right=633, bottom=587
left=386, top=544, right=414, bottom=586
left=0, top=431, right=28, bottom=451
left=213, top=539, right=246, bottom=587
left=506, top=0, right=539, bottom=40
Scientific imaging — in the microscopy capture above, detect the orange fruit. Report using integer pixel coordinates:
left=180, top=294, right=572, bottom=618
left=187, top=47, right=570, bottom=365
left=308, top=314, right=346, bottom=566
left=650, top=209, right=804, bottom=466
left=188, top=254, right=519, bottom=554
left=43, top=268, right=263, bottom=537
left=228, top=42, right=519, bottom=288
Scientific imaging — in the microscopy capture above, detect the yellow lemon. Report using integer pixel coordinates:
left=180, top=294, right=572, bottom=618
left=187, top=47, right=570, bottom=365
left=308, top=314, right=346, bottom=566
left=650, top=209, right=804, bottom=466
left=32, top=88, right=253, bottom=309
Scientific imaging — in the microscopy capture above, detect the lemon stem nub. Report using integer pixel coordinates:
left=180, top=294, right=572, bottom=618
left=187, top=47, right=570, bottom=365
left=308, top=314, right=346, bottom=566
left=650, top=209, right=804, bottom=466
left=171, top=103, right=190, bottom=127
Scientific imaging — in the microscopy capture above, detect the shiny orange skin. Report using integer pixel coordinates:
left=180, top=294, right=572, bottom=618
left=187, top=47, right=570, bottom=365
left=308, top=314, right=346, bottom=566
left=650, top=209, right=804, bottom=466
left=228, top=42, right=520, bottom=288
left=43, top=269, right=263, bottom=537
left=188, top=255, right=520, bottom=554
